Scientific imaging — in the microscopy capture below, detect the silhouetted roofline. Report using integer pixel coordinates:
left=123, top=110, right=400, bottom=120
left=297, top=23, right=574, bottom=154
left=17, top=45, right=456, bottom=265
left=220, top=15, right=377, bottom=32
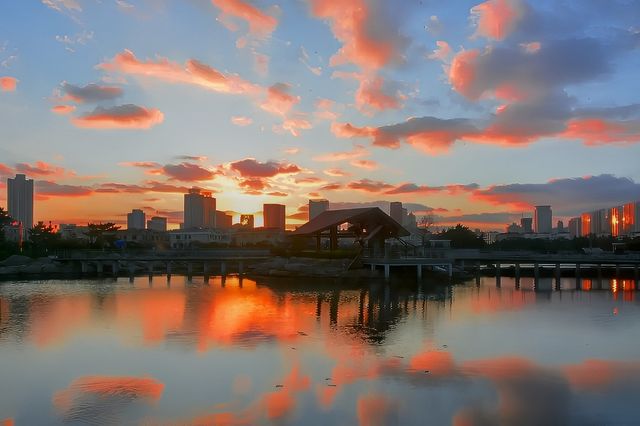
left=291, top=207, right=409, bottom=237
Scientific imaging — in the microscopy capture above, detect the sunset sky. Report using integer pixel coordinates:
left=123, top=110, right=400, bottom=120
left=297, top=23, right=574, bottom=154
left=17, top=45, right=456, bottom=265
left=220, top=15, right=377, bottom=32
left=1, top=0, right=639, bottom=230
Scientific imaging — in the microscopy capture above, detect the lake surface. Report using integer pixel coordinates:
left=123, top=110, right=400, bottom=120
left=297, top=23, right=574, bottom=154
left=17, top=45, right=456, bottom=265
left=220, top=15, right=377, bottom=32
left=1, top=274, right=640, bottom=425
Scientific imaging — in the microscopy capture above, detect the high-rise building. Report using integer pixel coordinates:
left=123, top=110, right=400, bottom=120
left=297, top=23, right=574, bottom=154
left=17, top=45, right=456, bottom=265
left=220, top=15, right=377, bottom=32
left=309, top=199, right=329, bottom=221
left=534, top=205, right=552, bottom=233
left=263, top=204, right=286, bottom=230
left=147, top=216, right=167, bottom=232
left=520, top=217, right=533, bottom=233
left=390, top=202, right=404, bottom=224
left=7, top=174, right=34, bottom=237
left=240, top=214, right=254, bottom=228
left=127, top=209, right=146, bottom=230
left=215, top=211, right=233, bottom=229
left=184, top=187, right=216, bottom=229
left=568, top=217, right=581, bottom=238
left=622, top=201, right=640, bottom=235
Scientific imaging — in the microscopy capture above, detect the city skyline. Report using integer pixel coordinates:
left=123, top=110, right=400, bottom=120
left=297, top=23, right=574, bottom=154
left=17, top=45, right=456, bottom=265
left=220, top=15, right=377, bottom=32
left=2, top=1, right=640, bottom=230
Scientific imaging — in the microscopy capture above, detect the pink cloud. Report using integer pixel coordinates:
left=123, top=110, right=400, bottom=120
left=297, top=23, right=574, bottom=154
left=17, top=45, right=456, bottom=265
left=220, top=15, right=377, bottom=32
left=323, top=168, right=350, bottom=177
left=14, top=161, right=71, bottom=178
left=51, top=105, right=76, bottom=115
left=355, top=75, right=404, bottom=114
left=99, top=50, right=261, bottom=95
left=309, top=0, right=406, bottom=71
left=0, top=77, right=17, bottom=92
left=428, top=40, right=452, bottom=62
left=210, top=0, right=278, bottom=36
left=276, top=117, right=312, bottom=137
left=230, top=158, right=301, bottom=177
left=347, top=179, right=394, bottom=193
left=156, top=162, right=217, bottom=181
left=0, top=164, right=15, bottom=176
left=350, top=159, right=378, bottom=170
left=119, top=161, right=162, bottom=169
left=260, top=83, right=299, bottom=116
left=72, top=104, right=164, bottom=129
left=471, top=0, right=525, bottom=40
left=313, top=144, right=369, bottom=161
left=231, top=115, right=253, bottom=126
left=449, top=49, right=481, bottom=100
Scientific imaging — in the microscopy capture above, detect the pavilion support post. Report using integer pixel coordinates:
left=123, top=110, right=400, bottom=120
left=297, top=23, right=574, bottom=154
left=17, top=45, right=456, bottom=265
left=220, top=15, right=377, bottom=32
left=384, top=264, right=390, bottom=280
left=330, top=226, right=338, bottom=251
left=417, top=264, right=423, bottom=280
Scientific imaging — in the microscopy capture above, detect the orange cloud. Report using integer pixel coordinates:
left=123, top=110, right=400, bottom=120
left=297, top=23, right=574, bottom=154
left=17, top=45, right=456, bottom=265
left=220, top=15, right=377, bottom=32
left=309, top=0, right=406, bottom=71
left=471, top=0, right=525, bottom=40
left=99, top=50, right=261, bottom=95
left=0, top=76, right=17, bottom=92
left=211, top=0, right=278, bottom=36
left=323, top=168, right=350, bottom=177
left=72, top=104, right=164, bottom=129
left=51, top=105, right=76, bottom=114
left=231, top=115, right=253, bottom=126
left=562, top=118, right=640, bottom=145
left=449, top=50, right=481, bottom=100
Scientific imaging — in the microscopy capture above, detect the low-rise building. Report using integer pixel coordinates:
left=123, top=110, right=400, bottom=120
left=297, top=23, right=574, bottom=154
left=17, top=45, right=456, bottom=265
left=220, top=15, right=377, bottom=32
left=168, top=229, right=230, bottom=249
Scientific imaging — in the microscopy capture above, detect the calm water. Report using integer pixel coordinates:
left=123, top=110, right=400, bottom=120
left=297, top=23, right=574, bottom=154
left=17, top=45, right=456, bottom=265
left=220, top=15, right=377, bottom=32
left=1, top=275, right=640, bottom=425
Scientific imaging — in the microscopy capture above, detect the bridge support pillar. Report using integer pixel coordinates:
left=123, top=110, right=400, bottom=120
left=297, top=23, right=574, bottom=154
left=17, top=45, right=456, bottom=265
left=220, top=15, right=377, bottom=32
left=128, top=262, right=135, bottom=282
left=597, top=264, right=602, bottom=288
left=166, top=262, right=172, bottom=276
left=417, top=264, right=422, bottom=280
left=576, top=264, right=581, bottom=290
left=384, top=264, right=390, bottom=280
left=96, top=261, right=103, bottom=275
left=495, top=263, right=501, bottom=287
left=81, top=261, right=88, bottom=274
left=187, top=262, right=193, bottom=281
left=615, top=264, right=621, bottom=277
left=635, top=266, right=639, bottom=290
left=111, top=261, right=118, bottom=277
left=555, top=263, right=561, bottom=290
left=370, top=263, right=376, bottom=272
left=221, top=261, right=226, bottom=276
left=238, top=261, right=244, bottom=275
left=148, top=261, right=154, bottom=275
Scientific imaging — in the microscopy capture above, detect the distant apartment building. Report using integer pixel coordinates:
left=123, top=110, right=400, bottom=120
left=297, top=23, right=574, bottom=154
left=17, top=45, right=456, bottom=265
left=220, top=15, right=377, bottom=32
left=184, top=187, right=216, bottom=229
left=147, top=216, right=167, bottom=232
left=127, top=209, right=146, bottom=230
left=569, top=200, right=640, bottom=238
left=309, top=199, right=329, bottom=221
left=263, top=204, right=286, bottom=230
left=534, top=205, right=552, bottom=234
left=622, top=201, right=640, bottom=235
left=7, top=174, right=34, bottom=237
left=168, top=229, right=229, bottom=249
left=215, top=211, right=233, bottom=229
left=520, top=217, right=533, bottom=233
left=390, top=202, right=404, bottom=225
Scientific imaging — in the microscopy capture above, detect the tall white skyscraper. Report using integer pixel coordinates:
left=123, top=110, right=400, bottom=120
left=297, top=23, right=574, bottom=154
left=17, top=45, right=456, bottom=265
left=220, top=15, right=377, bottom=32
left=309, top=199, right=329, bottom=221
left=7, top=174, right=34, bottom=237
left=184, top=188, right=216, bottom=229
left=534, top=205, right=552, bottom=234
left=127, top=209, right=146, bottom=230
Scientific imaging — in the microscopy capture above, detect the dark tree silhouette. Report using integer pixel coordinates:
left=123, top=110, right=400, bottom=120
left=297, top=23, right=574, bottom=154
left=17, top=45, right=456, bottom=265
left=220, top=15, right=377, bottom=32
left=437, top=224, right=486, bottom=249
left=86, top=223, right=121, bottom=248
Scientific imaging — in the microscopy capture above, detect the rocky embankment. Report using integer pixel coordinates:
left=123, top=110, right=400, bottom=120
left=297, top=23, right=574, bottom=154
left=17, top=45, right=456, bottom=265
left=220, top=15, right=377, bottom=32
left=0, top=255, right=73, bottom=276
left=247, top=257, right=371, bottom=278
